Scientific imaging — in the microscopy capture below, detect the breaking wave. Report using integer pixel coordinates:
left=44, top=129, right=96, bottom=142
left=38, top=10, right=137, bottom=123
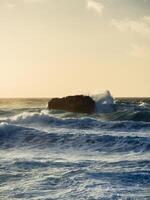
left=92, top=90, right=116, bottom=113
left=0, top=123, right=150, bottom=153
left=0, top=95, right=150, bottom=200
left=1, top=110, right=150, bottom=131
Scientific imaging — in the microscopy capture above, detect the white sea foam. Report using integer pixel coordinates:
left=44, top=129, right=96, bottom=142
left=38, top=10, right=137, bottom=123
left=139, top=102, right=150, bottom=109
left=0, top=97, right=150, bottom=200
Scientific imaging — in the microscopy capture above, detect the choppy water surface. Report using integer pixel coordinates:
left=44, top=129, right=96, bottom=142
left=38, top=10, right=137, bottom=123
left=0, top=94, right=150, bottom=200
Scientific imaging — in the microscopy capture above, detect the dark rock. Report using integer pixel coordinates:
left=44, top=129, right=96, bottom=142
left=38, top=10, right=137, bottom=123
left=48, top=95, right=95, bottom=114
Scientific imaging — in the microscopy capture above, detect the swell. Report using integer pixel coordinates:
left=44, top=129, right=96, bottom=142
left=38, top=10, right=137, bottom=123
left=1, top=111, right=150, bottom=131
left=9, top=159, right=150, bottom=172
left=0, top=123, right=149, bottom=152
left=1, top=92, right=150, bottom=123
left=107, top=110, right=150, bottom=122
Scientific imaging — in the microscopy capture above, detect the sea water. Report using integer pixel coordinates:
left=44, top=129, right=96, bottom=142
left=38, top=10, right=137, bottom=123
left=0, top=92, right=150, bottom=200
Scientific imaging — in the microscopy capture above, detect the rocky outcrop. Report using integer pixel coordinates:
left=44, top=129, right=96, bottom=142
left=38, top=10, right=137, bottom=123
left=48, top=95, right=95, bottom=114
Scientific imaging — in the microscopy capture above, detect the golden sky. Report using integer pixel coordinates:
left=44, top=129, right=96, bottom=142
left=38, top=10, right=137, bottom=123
left=0, top=0, right=150, bottom=97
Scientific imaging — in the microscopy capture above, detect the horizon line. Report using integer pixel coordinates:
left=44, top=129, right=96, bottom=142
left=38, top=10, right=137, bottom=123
left=0, top=96, right=150, bottom=99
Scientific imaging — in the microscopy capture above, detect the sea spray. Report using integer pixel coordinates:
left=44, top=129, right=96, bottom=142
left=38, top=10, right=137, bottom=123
left=91, top=90, right=116, bottom=113
left=0, top=94, right=150, bottom=199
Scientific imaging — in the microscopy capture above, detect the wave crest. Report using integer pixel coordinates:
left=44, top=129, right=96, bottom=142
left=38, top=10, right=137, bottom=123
left=1, top=110, right=150, bottom=131
left=91, top=90, right=116, bottom=113
left=0, top=123, right=149, bottom=152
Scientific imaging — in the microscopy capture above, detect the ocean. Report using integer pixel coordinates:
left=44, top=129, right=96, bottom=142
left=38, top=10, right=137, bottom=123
left=0, top=92, right=150, bottom=200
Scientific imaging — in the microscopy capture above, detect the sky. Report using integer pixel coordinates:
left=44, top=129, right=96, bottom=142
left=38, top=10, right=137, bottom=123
left=0, top=0, right=150, bottom=97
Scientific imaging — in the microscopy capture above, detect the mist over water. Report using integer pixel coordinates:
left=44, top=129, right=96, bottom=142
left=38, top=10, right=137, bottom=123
left=0, top=92, right=150, bottom=200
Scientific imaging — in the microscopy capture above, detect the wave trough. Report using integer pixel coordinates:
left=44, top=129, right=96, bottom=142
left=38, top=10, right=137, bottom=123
left=0, top=94, right=150, bottom=199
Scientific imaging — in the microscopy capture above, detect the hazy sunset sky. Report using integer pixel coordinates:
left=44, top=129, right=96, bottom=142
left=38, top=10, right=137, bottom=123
left=0, top=0, right=150, bottom=97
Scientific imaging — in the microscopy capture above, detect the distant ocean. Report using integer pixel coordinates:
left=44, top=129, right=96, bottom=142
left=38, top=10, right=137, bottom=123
left=0, top=92, right=150, bottom=200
